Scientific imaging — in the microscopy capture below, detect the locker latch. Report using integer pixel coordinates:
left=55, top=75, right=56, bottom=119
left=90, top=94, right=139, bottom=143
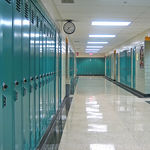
left=2, top=95, right=6, bottom=108
left=22, top=87, right=26, bottom=96
left=29, top=85, right=33, bottom=93
left=34, top=83, right=38, bottom=90
left=2, top=83, right=8, bottom=91
left=14, top=91, right=18, bottom=101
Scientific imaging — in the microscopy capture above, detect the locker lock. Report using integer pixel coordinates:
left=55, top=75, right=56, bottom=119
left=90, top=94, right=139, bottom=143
left=2, top=83, right=8, bottom=90
left=36, top=76, right=39, bottom=79
left=46, top=73, right=49, bottom=76
left=14, top=81, right=19, bottom=86
left=30, top=77, right=34, bottom=81
left=40, top=75, right=42, bottom=78
left=23, top=78, right=27, bottom=83
left=43, top=74, right=46, bottom=77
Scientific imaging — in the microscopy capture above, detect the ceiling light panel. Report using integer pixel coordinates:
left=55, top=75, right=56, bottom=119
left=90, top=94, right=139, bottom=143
left=88, top=42, right=108, bottom=44
left=87, top=46, right=104, bottom=48
left=92, top=21, right=131, bottom=26
left=89, top=35, right=116, bottom=38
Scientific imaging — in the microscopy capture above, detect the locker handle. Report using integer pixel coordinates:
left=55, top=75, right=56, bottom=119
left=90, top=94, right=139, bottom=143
left=46, top=73, right=49, bottom=76
left=36, top=76, right=39, bottom=79
left=23, top=78, right=27, bottom=83
left=40, top=75, right=43, bottom=78
left=15, top=81, right=19, bottom=86
left=2, top=83, right=8, bottom=90
left=43, top=74, right=46, bottom=77
left=30, top=77, right=34, bottom=81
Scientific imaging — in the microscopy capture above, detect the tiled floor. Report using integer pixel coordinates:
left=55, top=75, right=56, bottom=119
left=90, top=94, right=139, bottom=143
left=58, top=77, right=150, bottom=150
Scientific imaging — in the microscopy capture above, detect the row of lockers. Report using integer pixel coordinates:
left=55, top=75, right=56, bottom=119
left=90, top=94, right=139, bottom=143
left=76, top=58, right=105, bottom=76
left=106, top=48, right=136, bottom=89
left=0, top=0, right=62, bottom=150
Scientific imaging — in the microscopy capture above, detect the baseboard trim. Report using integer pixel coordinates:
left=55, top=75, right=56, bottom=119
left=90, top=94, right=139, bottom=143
left=105, top=76, right=150, bottom=98
left=36, top=96, right=72, bottom=150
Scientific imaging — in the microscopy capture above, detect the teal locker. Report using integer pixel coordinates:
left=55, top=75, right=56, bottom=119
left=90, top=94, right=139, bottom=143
left=133, top=47, right=136, bottom=89
left=45, top=22, right=49, bottom=126
left=0, top=1, right=2, bottom=149
left=52, top=30, right=56, bottom=115
left=13, top=0, right=23, bottom=149
left=58, top=35, right=62, bottom=106
left=116, top=54, right=118, bottom=81
left=42, top=21, right=47, bottom=134
left=0, top=0, right=14, bottom=150
left=22, top=0, right=30, bottom=149
left=29, top=2, right=36, bottom=149
left=127, top=50, right=131, bottom=87
left=39, top=15, right=44, bottom=138
left=34, top=8, right=40, bottom=145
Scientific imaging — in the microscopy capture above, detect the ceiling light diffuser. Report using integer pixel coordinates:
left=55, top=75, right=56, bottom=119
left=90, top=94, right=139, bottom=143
left=89, top=35, right=116, bottom=38
left=88, top=42, right=108, bottom=44
left=87, top=46, right=104, bottom=48
left=92, top=21, right=131, bottom=26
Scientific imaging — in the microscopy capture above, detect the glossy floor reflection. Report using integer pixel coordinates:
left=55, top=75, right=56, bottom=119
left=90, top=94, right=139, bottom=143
left=58, top=77, right=150, bottom=150
left=40, top=98, right=72, bottom=150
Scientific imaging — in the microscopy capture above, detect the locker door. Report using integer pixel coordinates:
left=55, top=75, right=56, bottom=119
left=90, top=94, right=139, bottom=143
left=45, top=23, right=49, bottom=126
left=0, top=1, right=3, bottom=150
left=51, top=27, right=56, bottom=115
left=29, top=2, right=36, bottom=149
left=42, top=21, right=47, bottom=133
left=58, top=36, right=62, bottom=106
left=47, top=26, right=51, bottom=122
left=34, top=9, right=40, bottom=145
left=22, top=0, right=30, bottom=150
left=39, top=16, right=44, bottom=137
left=0, top=1, right=14, bottom=150
left=133, top=47, right=136, bottom=89
left=13, top=0, right=23, bottom=149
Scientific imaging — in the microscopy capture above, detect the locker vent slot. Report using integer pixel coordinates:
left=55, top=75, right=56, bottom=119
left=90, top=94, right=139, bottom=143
left=31, top=10, right=34, bottom=24
left=40, top=21, right=43, bottom=31
left=44, top=25, right=46, bottom=34
left=5, top=0, right=11, bottom=4
left=37, top=16, right=39, bottom=28
left=16, top=0, right=21, bottom=12
left=25, top=3, right=29, bottom=19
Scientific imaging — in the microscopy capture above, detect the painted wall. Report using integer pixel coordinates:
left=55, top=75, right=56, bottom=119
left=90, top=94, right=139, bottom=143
left=77, top=58, right=105, bottom=76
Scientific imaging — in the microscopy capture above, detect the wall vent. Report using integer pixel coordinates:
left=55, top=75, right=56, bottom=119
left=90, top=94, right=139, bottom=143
left=31, top=10, right=34, bottom=24
left=5, top=0, right=11, bottom=4
left=61, top=0, right=74, bottom=3
left=37, top=16, right=39, bottom=28
left=24, top=3, right=29, bottom=19
left=16, top=0, right=21, bottom=12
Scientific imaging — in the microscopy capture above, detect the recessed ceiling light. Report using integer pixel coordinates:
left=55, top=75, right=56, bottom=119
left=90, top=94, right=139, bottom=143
left=86, top=49, right=100, bottom=51
left=89, top=34, right=116, bottom=38
left=92, top=21, right=131, bottom=26
left=87, top=46, right=104, bottom=48
left=88, top=42, right=108, bottom=44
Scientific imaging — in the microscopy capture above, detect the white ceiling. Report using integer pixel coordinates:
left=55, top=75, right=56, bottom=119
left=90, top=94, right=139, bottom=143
left=48, top=0, right=150, bottom=54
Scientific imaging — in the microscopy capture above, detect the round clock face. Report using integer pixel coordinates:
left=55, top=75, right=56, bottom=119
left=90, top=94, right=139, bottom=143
left=63, top=21, right=76, bottom=34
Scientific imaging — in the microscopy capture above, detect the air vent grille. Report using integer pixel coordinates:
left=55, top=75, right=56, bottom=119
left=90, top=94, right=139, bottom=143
left=31, top=10, right=34, bottom=24
left=25, top=3, right=29, bottom=19
left=61, top=0, right=74, bottom=3
left=37, top=16, right=39, bottom=28
left=16, top=0, right=21, bottom=12
left=5, top=0, right=11, bottom=4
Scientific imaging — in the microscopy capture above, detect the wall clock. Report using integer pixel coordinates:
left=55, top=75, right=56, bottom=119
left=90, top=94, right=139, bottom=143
left=63, top=20, right=76, bottom=34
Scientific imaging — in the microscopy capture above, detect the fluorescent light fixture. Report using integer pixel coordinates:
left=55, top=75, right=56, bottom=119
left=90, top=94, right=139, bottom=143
left=86, top=49, right=100, bottom=51
left=87, top=46, right=104, bottom=48
left=89, top=34, right=116, bottom=38
left=88, top=42, right=108, bottom=44
left=92, top=21, right=131, bottom=26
